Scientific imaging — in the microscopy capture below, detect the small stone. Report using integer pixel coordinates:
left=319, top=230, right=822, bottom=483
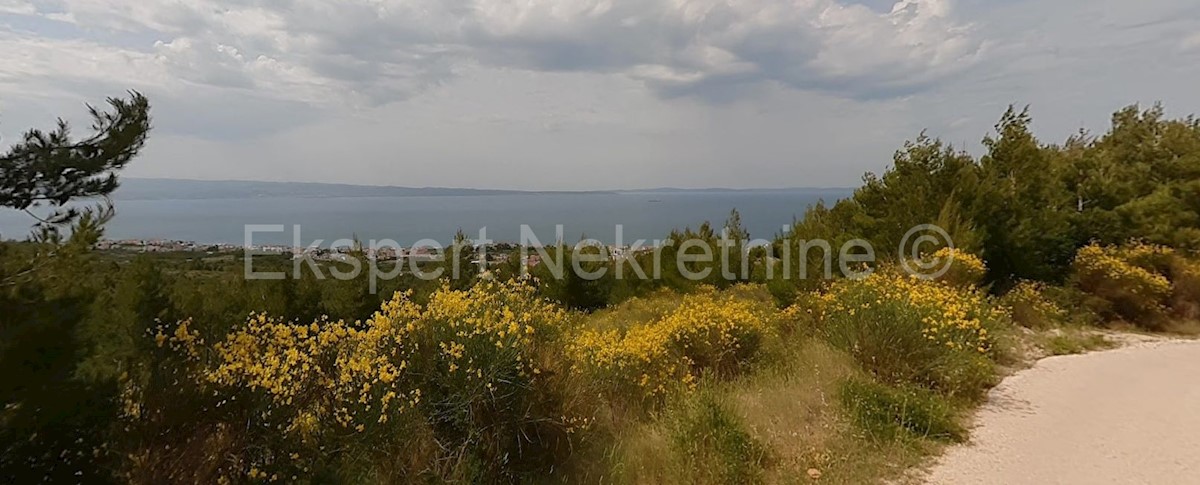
left=807, top=468, right=823, bottom=480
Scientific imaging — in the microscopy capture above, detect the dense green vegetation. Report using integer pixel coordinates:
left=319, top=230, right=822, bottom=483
left=4, top=94, right=1200, bottom=483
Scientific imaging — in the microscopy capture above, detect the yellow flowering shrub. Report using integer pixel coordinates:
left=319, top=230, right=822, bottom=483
left=407, top=280, right=580, bottom=476
left=1112, top=241, right=1177, bottom=274
left=1001, top=281, right=1070, bottom=329
left=916, top=247, right=987, bottom=287
left=569, top=287, right=773, bottom=404
left=1107, top=242, right=1200, bottom=320
left=803, top=270, right=1007, bottom=398
left=1168, top=257, right=1200, bottom=319
left=160, top=295, right=426, bottom=439
left=141, top=280, right=580, bottom=482
left=1072, top=243, right=1171, bottom=324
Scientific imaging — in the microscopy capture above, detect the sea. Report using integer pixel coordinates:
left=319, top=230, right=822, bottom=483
left=0, top=189, right=850, bottom=247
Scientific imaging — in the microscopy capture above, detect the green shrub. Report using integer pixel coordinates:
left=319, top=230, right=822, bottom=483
left=667, top=389, right=769, bottom=484
left=839, top=379, right=965, bottom=442
left=1042, top=332, right=1112, bottom=356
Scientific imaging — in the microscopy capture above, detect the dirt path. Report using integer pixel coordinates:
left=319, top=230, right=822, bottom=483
left=923, top=338, right=1200, bottom=484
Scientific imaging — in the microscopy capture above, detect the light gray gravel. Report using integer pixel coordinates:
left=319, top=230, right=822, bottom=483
left=924, top=339, right=1200, bottom=485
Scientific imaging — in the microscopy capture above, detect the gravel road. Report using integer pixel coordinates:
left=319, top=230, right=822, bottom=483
left=924, top=338, right=1200, bottom=484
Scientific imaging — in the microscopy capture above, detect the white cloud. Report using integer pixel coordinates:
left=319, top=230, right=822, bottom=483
left=38, top=0, right=209, bottom=34
left=2, top=0, right=1200, bottom=189
left=4, top=0, right=985, bottom=105
left=0, top=0, right=33, bottom=15
left=0, top=32, right=165, bottom=95
left=1182, top=32, right=1200, bottom=52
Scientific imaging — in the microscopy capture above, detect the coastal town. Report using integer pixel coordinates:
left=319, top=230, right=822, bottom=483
left=92, top=238, right=650, bottom=267
left=95, top=238, right=498, bottom=262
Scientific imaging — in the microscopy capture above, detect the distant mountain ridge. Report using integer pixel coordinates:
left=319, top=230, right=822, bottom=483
left=617, top=187, right=851, bottom=195
left=113, top=178, right=607, bottom=200
left=113, top=178, right=850, bottom=201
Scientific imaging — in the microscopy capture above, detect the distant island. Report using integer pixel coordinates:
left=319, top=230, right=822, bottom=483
left=112, top=178, right=852, bottom=201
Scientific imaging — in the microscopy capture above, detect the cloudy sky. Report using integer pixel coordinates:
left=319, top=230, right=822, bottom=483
left=1, top=0, right=1198, bottom=190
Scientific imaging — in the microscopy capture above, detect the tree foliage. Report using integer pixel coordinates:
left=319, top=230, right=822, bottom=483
left=1, top=92, right=151, bottom=239
left=1, top=92, right=150, bottom=480
left=771, top=103, right=1200, bottom=291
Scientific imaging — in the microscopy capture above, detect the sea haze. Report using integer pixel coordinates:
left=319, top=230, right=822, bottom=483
left=0, top=179, right=852, bottom=246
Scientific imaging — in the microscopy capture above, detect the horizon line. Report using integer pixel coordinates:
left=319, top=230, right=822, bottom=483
left=123, top=176, right=856, bottom=194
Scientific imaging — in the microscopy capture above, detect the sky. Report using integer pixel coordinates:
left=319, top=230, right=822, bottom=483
left=1, top=0, right=1199, bottom=191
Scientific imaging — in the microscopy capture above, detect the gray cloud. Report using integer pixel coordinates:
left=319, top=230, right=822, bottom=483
left=2, top=0, right=1200, bottom=190
left=1, top=0, right=986, bottom=106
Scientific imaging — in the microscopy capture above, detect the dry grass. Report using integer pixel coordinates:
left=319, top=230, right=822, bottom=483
left=583, top=288, right=687, bottom=333
left=1160, top=320, right=1200, bottom=337
left=731, top=341, right=853, bottom=482
left=733, top=342, right=936, bottom=484
left=586, top=339, right=935, bottom=485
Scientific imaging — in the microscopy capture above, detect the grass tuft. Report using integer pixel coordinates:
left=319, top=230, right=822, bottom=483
left=668, top=389, right=770, bottom=485
left=839, top=378, right=966, bottom=443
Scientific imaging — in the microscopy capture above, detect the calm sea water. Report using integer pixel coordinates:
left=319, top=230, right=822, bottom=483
left=0, top=190, right=848, bottom=246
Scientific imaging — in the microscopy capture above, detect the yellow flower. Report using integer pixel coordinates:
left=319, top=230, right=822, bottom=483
left=568, top=286, right=773, bottom=401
